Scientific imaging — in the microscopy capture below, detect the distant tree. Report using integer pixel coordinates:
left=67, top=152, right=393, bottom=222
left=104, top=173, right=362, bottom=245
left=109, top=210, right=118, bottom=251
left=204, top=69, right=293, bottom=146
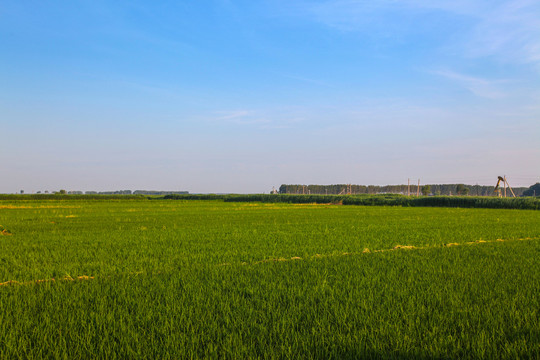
left=20, top=190, right=24, bottom=194
left=58, top=189, right=67, bottom=194
left=421, top=185, right=431, bottom=196
left=456, top=184, right=469, bottom=196
left=523, top=183, right=540, bottom=197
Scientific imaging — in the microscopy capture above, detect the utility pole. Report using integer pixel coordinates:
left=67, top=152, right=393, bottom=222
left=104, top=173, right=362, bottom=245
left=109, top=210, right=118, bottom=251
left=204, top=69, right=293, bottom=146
left=417, top=179, right=420, bottom=197
left=407, top=178, right=410, bottom=196
left=505, top=176, right=516, bottom=197
left=504, top=176, right=507, bottom=198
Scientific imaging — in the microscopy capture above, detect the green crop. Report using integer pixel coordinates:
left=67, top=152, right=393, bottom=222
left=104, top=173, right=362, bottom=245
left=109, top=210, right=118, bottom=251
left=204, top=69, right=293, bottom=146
left=1, top=199, right=539, bottom=358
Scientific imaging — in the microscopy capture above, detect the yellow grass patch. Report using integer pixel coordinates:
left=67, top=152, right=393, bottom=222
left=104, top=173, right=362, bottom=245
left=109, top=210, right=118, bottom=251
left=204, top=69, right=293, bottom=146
left=35, top=279, right=52, bottom=284
left=236, top=204, right=283, bottom=210
left=291, top=203, right=334, bottom=206
left=0, top=280, right=20, bottom=286
left=1, top=275, right=95, bottom=287
left=0, top=225, right=12, bottom=236
left=77, top=275, right=94, bottom=280
left=393, top=245, right=416, bottom=250
left=0, top=205, right=80, bottom=209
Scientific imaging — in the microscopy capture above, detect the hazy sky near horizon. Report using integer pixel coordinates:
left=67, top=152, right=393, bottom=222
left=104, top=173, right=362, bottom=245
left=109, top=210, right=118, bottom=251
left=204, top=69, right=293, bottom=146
left=1, top=0, right=539, bottom=193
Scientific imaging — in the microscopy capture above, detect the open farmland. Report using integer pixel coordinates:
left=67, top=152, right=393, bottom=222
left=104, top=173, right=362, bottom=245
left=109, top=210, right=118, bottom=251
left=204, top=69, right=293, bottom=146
left=1, top=198, right=540, bottom=358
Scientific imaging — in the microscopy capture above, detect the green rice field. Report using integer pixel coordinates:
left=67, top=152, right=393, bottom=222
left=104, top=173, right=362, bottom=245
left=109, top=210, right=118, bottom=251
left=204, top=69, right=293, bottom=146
left=1, top=198, right=539, bottom=358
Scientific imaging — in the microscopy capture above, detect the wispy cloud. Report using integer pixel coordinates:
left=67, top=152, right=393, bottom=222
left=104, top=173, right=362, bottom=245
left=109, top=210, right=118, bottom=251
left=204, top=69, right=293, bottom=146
left=465, top=0, right=540, bottom=67
left=430, top=70, right=509, bottom=99
left=278, top=73, right=335, bottom=88
left=214, top=110, right=252, bottom=121
left=298, top=0, right=481, bottom=32
left=212, top=108, right=308, bottom=129
left=214, top=110, right=270, bottom=125
left=296, top=0, right=540, bottom=68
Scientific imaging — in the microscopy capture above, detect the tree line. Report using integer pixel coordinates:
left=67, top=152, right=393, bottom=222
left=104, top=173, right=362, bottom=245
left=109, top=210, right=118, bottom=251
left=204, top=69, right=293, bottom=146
left=278, top=184, right=529, bottom=196
left=224, top=194, right=540, bottom=210
left=83, top=190, right=189, bottom=195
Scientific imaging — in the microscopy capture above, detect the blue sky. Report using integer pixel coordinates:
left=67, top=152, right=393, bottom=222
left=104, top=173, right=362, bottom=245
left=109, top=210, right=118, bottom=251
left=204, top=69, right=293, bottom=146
left=1, top=0, right=539, bottom=193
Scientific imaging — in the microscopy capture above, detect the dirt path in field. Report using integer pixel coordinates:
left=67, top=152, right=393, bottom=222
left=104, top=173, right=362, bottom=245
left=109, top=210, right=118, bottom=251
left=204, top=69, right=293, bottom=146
left=2, top=237, right=539, bottom=287
left=222, top=236, right=540, bottom=266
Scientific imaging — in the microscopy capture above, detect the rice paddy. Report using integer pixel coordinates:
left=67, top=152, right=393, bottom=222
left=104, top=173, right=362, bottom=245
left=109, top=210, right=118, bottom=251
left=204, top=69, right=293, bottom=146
left=1, top=198, right=539, bottom=358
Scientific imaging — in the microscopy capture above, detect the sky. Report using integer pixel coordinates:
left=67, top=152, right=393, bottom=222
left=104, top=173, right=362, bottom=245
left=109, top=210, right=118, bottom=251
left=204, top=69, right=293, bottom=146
left=1, top=0, right=539, bottom=193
